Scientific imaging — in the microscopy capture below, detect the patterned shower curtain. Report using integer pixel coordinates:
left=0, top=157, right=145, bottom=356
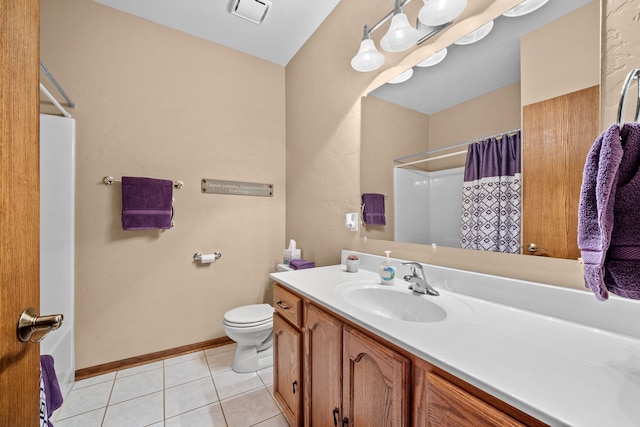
left=460, top=131, right=521, bottom=253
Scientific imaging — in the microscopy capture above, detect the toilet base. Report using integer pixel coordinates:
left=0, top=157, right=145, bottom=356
left=231, top=343, right=273, bottom=373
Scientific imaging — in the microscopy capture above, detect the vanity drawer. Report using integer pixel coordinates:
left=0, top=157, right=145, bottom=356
left=273, top=283, right=302, bottom=328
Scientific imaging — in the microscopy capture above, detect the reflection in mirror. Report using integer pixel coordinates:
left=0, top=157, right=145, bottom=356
left=360, top=0, right=599, bottom=258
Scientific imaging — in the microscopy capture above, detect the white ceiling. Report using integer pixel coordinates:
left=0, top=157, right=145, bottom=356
left=92, top=0, right=593, bottom=114
left=92, top=0, right=342, bottom=66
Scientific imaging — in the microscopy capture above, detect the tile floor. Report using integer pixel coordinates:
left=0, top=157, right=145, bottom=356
left=52, top=343, right=288, bottom=427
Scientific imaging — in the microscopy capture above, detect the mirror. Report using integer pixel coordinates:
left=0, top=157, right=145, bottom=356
left=360, top=0, right=599, bottom=258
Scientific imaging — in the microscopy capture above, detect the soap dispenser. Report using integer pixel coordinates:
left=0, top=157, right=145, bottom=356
left=379, top=250, right=396, bottom=285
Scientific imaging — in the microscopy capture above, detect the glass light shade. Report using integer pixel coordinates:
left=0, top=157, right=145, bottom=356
left=454, top=20, right=494, bottom=45
left=416, top=48, right=448, bottom=67
left=388, top=68, right=414, bottom=84
left=351, top=39, right=385, bottom=72
left=503, top=0, right=549, bottom=17
left=380, top=13, right=420, bottom=52
left=418, top=0, right=467, bottom=27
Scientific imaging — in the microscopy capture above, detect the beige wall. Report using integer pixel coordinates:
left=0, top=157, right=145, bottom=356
left=602, top=0, right=640, bottom=128
left=521, top=1, right=600, bottom=106
left=360, top=96, right=429, bottom=241
left=40, top=0, right=286, bottom=369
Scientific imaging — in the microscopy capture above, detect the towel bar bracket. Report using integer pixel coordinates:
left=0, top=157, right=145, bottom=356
left=103, top=176, right=183, bottom=189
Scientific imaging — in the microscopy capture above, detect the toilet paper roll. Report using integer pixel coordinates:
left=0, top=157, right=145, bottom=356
left=200, top=253, right=218, bottom=264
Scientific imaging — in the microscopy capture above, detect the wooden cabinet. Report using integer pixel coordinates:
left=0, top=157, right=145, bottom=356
left=273, top=282, right=544, bottom=427
left=304, top=302, right=343, bottom=426
left=342, top=326, right=410, bottom=427
left=273, top=313, right=303, bottom=427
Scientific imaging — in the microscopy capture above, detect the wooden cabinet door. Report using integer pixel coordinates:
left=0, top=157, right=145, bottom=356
left=304, top=303, right=343, bottom=427
left=0, top=1, right=41, bottom=425
left=273, top=313, right=303, bottom=427
left=343, top=326, right=410, bottom=427
left=522, top=85, right=599, bottom=259
left=418, top=371, right=525, bottom=427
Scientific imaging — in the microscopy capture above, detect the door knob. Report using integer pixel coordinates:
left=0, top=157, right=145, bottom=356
left=17, top=307, right=63, bottom=343
left=527, top=243, right=538, bottom=253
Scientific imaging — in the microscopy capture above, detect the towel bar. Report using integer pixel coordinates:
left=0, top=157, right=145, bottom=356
left=103, top=176, right=184, bottom=189
left=617, top=68, right=640, bottom=130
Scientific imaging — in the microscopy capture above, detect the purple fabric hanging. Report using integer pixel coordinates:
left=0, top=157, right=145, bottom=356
left=361, top=193, right=386, bottom=226
left=121, top=176, right=173, bottom=230
left=460, top=131, right=522, bottom=254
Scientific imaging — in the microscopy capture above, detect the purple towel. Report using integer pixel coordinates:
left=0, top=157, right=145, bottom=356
left=40, top=355, right=63, bottom=426
left=289, top=259, right=315, bottom=270
left=361, top=193, right=386, bottom=226
left=578, top=123, right=640, bottom=300
left=122, top=176, right=173, bottom=230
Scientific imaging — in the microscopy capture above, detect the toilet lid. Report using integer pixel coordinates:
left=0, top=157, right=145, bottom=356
left=224, top=303, right=273, bottom=324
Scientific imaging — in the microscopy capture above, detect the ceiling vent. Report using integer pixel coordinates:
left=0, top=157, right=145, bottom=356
left=229, top=0, right=271, bottom=25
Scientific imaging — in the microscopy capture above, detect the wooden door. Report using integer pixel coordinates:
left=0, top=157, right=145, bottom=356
left=522, top=86, right=599, bottom=259
left=0, top=0, right=41, bottom=425
left=342, top=326, right=410, bottom=427
left=304, top=303, right=342, bottom=427
left=273, top=313, right=303, bottom=427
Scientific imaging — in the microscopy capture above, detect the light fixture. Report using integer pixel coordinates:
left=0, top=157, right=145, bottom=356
left=416, top=48, right=447, bottom=67
left=380, top=0, right=420, bottom=53
left=388, top=68, right=414, bottom=84
left=351, top=26, right=385, bottom=72
left=503, top=0, right=549, bottom=17
left=418, top=0, right=467, bottom=27
left=454, top=20, right=494, bottom=45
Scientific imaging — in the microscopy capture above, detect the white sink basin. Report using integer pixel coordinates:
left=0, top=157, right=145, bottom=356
left=335, top=281, right=472, bottom=323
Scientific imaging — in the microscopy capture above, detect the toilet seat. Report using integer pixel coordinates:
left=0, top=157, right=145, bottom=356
left=223, top=303, right=273, bottom=327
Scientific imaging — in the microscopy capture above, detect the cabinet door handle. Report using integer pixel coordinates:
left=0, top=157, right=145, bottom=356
left=342, top=417, right=349, bottom=427
left=332, top=408, right=339, bottom=426
left=276, top=300, right=289, bottom=310
left=292, top=380, right=297, bottom=394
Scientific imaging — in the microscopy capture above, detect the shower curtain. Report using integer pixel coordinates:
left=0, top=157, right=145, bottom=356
left=460, top=131, right=521, bottom=253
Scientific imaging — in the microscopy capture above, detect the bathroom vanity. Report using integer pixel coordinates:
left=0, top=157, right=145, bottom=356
left=270, top=251, right=640, bottom=427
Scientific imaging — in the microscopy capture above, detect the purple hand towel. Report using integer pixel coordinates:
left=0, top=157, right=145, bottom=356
left=578, top=123, right=640, bottom=300
left=122, top=176, right=173, bottom=230
left=361, top=193, right=386, bottom=226
left=289, top=259, right=315, bottom=270
left=40, top=355, right=63, bottom=425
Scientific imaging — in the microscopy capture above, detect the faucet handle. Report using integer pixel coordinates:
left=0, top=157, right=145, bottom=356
left=401, top=262, right=424, bottom=277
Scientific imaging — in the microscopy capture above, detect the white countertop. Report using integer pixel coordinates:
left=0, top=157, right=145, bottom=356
left=270, top=254, right=640, bottom=427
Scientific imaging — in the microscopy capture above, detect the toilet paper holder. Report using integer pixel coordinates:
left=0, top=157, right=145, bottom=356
left=193, top=252, right=222, bottom=263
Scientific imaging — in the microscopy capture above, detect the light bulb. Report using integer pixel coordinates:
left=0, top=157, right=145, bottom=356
left=418, top=0, right=467, bottom=27
left=388, top=68, right=414, bottom=84
left=454, top=20, right=494, bottom=45
left=380, top=13, right=420, bottom=53
left=351, top=39, right=385, bottom=72
left=503, top=0, right=549, bottom=17
left=416, top=48, right=447, bottom=67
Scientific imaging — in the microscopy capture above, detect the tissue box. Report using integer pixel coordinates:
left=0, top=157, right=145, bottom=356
left=283, top=249, right=301, bottom=265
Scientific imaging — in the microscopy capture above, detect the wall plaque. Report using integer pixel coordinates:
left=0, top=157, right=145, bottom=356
left=201, top=179, right=273, bottom=197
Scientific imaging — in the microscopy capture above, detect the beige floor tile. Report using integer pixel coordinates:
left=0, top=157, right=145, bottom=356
left=206, top=348, right=236, bottom=375
left=102, top=391, right=163, bottom=427
left=213, top=369, right=263, bottom=400
left=220, top=387, right=281, bottom=427
left=72, top=372, right=116, bottom=389
left=52, top=408, right=105, bottom=427
left=109, top=368, right=163, bottom=404
left=116, top=360, right=163, bottom=378
left=258, top=366, right=273, bottom=386
left=165, top=402, right=227, bottom=427
left=165, top=376, right=218, bottom=418
left=56, top=381, right=112, bottom=420
left=164, top=350, right=205, bottom=367
left=253, top=414, right=290, bottom=427
left=165, top=356, right=211, bottom=388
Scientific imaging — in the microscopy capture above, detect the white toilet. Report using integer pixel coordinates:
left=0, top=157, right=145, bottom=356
left=222, top=303, right=274, bottom=373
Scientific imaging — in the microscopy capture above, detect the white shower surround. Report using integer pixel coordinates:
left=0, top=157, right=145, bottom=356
left=394, top=167, right=464, bottom=247
left=40, top=114, right=76, bottom=398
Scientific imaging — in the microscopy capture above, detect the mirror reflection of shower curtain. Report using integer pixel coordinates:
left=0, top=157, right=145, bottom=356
left=460, top=131, right=521, bottom=253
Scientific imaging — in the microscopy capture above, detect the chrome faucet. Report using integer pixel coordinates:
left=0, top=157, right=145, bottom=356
left=402, top=262, right=439, bottom=296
